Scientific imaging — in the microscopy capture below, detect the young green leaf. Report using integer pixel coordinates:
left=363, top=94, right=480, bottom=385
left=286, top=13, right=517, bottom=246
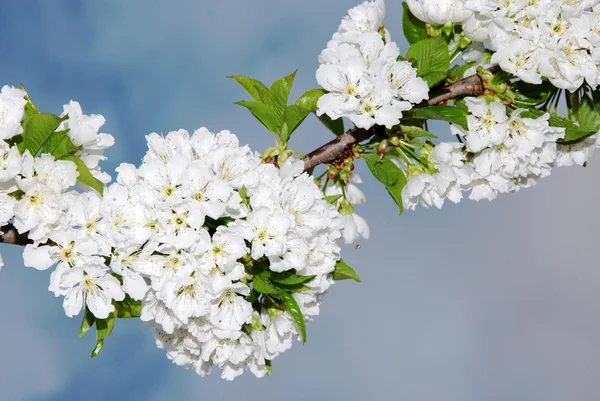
left=281, top=105, right=311, bottom=142
left=21, top=88, right=40, bottom=120
left=295, top=88, right=326, bottom=112
left=324, top=194, right=342, bottom=205
left=270, top=271, right=316, bottom=286
left=402, top=2, right=428, bottom=45
left=385, top=169, right=407, bottom=215
left=78, top=307, right=96, bottom=338
left=234, top=100, right=282, bottom=134
left=513, top=80, right=554, bottom=107
left=253, top=274, right=282, bottom=295
left=399, top=125, right=437, bottom=139
left=63, top=155, right=105, bottom=195
left=578, top=94, right=600, bottom=133
left=363, top=154, right=400, bottom=186
left=114, top=296, right=142, bottom=318
left=228, top=76, right=271, bottom=104
left=405, top=37, right=450, bottom=87
left=42, top=130, right=80, bottom=160
left=403, top=106, right=468, bottom=130
left=332, top=259, right=361, bottom=282
left=18, top=113, right=65, bottom=155
left=270, top=70, right=297, bottom=117
left=91, top=312, right=116, bottom=358
left=265, top=359, right=273, bottom=375
left=278, top=291, right=307, bottom=343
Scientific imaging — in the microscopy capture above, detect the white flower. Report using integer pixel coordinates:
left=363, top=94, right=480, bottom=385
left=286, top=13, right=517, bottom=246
left=236, top=207, right=292, bottom=259
left=316, top=56, right=368, bottom=120
left=0, top=193, right=16, bottom=226
left=452, top=98, right=509, bottom=152
left=210, top=283, right=253, bottom=338
left=0, top=142, right=22, bottom=184
left=59, top=100, right=114, bottom=183
left=13, top=182, right=62, bottom=241
left=0, top=85, right=27, bottom=140
left=338, top=0, right=387, bottom=42
left=339, top=212, right=370, bottom=244
left=161, top=274, right=212, bottom=324
left=407, top=0, right=472, bottom=25
left=202, top=227, right=248, bottom=270
left=402, top=173, right=444, bottom=210
left=555, top=134, right=600, bottom=166
left=61, top=265, right=125, bottom=319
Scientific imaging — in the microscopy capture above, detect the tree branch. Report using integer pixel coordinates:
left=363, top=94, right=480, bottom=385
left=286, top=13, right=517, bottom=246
left=303, top=73, right=485, bottom=172
left=0, top=74, right=487, bottom=249
left=1, top=224, right=31, bottom=246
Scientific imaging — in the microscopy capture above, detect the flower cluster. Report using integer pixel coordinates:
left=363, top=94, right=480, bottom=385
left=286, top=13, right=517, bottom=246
left=316, top=0, right=429, bottom=129
left=54, top=129, right=342, bottom=380
left=409, top=0, right=600, bottom=92
left=401, top=97, right=599, bottom=209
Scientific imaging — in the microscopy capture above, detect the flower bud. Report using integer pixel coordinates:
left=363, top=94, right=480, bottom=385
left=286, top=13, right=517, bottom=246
left=338, top=199, right=355, bottom=215
left=377, top=140, right=388, bottom=155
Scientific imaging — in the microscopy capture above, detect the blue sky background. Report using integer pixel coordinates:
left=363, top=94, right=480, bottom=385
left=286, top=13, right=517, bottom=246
left=1, top=1, right=600, bottom=400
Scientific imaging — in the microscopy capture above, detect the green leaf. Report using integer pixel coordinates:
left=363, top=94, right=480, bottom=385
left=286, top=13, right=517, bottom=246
left=578, top=94, right=600, bottom=133
left=317, top=114, right=345, bottom=136
left=270, top=70, right=297, bottom=117
left=63, top=155, right=104, bottom=195
left=114, top=296, right=142, bottom=319
left=403, top=106, right=468, bottom=130
left=234, top=100, right=282, bottom=134
left=402, top=2, right=428, bottom=45
left=422, top=71, right=447, bottom=88
left=405, top=37, right=450, bottom=87
left=18, top=113, right=65, bottom=155
left=282, top=105, right=311, bottom=142
left=513, top=80, right=554, bottom=107
left=78, top=307, right=96, bottom=338
left=239, top=185, right=249, bottom=205
left=279, top=291, right=307, bottom=343
left=253, top=273, right=282, bottom=295
left=295, top=88, right=326, bottom=112
left=91, top=340, right=105, bottom=358
left=385, top=169, right=407, bottom=215
left=41, top=130, right=80, bottom=159
left=270, top=272, right=316, bottom=286
left=363, top=154, right=400, bottom=186
left=246, top=289, right=260, bottom=303
left=228, top=76, right=271, bottom=104
left=399, top=125, right=437, bottom=139
left=91, top=312, right=116, bottom=358
left=324, top=194, right=342, bottom=205
left=21, top=88, right=40, bottom=120
left=332, top=259, right=361, bottom=282
left=265, top=359, right=273, bottom=375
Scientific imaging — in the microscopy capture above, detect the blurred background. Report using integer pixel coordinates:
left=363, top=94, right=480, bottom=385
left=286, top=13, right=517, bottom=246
left=1, top=1, right=599, bottom=400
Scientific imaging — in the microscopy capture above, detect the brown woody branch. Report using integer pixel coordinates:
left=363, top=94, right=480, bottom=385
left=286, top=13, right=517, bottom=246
left=0, top=73, right=486, bottom=248
left=1, top=224, right=31, bottom=246
left=303, top=73, right=485, bottom=172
